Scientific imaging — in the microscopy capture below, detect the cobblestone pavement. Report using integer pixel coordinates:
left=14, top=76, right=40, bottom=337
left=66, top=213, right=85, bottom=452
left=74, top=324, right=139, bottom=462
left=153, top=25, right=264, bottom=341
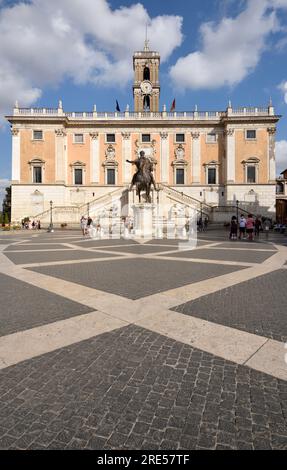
left=0, top=325, right=286, bottom=450
left=172, top=269, right=287, bottom=342
left=0, top=229, right=287, bottom=450
left=27, top=258, right=245, bottom=300
left=4, top=249, right=119, bottom=265
left=0, top=272, right=93, bottom=337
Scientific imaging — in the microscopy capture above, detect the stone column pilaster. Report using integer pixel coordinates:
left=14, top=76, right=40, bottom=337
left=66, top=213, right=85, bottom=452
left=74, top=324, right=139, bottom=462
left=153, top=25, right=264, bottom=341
left=160, top=132, right=169, bottom=183
left=225, top=128, right=235, bottom=183
left=55, top=129, right=66, bottom=183
left=122, top=132, right=132, bottom=184
left=191, top=131, right=201, bottom=183
left=268, top=127, right=276, bottom=183
left=11, top=128, right=20, bottom=183
left=90, top=133, right=99, bottom=184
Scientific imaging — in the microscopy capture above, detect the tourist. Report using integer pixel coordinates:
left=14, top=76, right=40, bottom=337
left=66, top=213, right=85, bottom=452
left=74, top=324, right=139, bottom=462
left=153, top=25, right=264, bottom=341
left=229, top=216, right=237, bottom=240
left=262, top=218, right=271, bottom=240
left=255, top=217, right=262, bottom=238
left=239, top=214, right=246, bottom=240
left=80, top=216, right=87, bottom=236
left=198, top=217, right=203, bottom=232
left=246, top=214, right=255, bottom=241
left=87, top=216, right=93, bottom=236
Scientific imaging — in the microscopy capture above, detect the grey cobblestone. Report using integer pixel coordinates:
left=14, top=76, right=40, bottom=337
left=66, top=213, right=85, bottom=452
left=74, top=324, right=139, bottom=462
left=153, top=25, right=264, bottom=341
left=0, top=325, right=286, bottom=450
left=0, top=272, right=93, bottom=337
left=28, top=258, right=245, bottom=300
left=173, top=269, right=287, bottom=342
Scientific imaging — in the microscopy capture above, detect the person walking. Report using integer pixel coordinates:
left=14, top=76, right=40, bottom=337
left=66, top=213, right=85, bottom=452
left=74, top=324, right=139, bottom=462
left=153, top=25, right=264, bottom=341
left=203, top=217, right=208, bottom=232
left=262, top=218, right=271, bottom=240
left=198, top=217, right=203, bottom=232
left=255, top=217, right=262, bottom=238
left=246, top=214, right=255, bottom=241
left=229, top=216, right=238, bottom=240
left=80, top=216, right=87, bottom=236
left=239, top=215, right=246, bottom=240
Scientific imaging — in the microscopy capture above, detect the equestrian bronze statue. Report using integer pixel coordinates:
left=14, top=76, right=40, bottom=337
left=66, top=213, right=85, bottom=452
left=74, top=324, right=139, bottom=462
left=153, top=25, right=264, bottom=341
left=126, top=150, right=157, bottom=203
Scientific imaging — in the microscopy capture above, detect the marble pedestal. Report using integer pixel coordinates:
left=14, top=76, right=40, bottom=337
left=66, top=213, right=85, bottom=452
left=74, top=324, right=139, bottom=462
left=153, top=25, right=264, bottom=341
left=132, top=203, right=155, bottom=239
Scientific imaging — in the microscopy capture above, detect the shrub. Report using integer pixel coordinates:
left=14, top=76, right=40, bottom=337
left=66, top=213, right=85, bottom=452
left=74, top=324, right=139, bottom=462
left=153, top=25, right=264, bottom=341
left=61, top=223, right=67, bottom=229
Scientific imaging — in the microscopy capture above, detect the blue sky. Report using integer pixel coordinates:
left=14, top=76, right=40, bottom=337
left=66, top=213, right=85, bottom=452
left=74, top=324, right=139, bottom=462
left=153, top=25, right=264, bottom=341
left=1, top=0, right=287, bottom=202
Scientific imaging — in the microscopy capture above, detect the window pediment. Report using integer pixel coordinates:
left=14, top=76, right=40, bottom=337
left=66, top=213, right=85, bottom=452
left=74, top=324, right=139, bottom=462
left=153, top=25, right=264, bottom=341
left=70, top=161, right=86, bottom=167
left=242, top=157, right=260, bottom=165
left=28, top=158, right=45, bottom=165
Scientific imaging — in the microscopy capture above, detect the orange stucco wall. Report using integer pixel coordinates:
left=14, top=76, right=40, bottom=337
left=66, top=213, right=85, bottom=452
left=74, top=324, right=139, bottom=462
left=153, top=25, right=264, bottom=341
left=20, top=129, right=56, bottom=183
left=67, top=132, right=90, bottom=184
left=235, top=129, right=268, bottom=183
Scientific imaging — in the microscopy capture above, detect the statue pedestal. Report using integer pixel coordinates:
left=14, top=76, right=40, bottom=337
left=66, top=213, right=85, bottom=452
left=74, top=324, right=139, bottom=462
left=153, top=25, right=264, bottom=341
left=132, top=203, right=155, bottom=239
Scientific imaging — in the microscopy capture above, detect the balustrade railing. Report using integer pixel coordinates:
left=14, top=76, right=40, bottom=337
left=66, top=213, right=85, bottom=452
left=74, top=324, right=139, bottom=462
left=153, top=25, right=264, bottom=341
left=14, top=107, right=273, bottom=119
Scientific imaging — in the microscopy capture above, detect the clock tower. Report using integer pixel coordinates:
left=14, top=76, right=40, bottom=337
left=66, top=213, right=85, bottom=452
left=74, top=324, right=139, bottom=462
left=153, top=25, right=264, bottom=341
left=133, top=40, right=160, bottom=113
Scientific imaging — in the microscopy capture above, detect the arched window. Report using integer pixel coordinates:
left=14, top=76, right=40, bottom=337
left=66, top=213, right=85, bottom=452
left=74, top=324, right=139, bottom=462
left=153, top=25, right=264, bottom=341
left=143, top=95, right=150, bottom=111
left=143, top=66, right=150, bottom=81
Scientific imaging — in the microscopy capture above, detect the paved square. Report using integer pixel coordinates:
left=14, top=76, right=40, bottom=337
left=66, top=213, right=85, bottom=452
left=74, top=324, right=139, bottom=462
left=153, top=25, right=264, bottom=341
left=173, top=269, right=287, bottom=342
left=0, top=229, right=287, bottom=451
left=27, top=258, right=246, bottom=300
left=3, top=250, right=119, bottom=265
left=159, top=248, right=275, bottom=264
left=0, top=272, right=93, bottom=337
left=0, top=325, right=286, bottom=450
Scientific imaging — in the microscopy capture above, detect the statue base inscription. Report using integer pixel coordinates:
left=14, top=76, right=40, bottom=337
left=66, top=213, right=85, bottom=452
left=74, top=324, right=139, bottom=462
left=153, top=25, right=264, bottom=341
left=132, top=203, right=155, bottom=239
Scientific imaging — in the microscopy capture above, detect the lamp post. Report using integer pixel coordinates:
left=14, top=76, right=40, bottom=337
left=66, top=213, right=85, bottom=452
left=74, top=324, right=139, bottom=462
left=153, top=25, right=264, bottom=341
left=48, top=200, right=54, bottom=232
left=236, top=200, right=239, bottom=237
left=87, top=202, right=90, bottom=218
left=236, top=200, right=239, bottom=224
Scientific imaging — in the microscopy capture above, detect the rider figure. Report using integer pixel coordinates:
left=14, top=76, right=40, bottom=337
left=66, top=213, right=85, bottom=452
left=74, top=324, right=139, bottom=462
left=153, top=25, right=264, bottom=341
left=126, top=150, right=157, bottom=191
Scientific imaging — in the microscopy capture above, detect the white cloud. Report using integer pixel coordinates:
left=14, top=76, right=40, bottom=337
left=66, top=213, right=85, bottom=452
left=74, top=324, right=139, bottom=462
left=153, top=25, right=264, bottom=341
left=0, top=0, right=183, bottom=115
left=276, top=140, right=287, bottom=175
left=170, top=0, right=286, bottom=90
left=278, top=81, right=287, bottom=103
left=276, top=141, right=287, bottom=177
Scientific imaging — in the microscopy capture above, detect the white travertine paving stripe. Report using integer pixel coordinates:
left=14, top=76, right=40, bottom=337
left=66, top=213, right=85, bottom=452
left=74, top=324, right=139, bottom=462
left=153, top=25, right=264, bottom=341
left=0, top=311, right=127, bottom=370
left=143, top=254, right=255, bottom=267
left=245, top=340, right=287, bottom=380
left=134, top=309, right=268, bottom=363
left=0, top=239, right=287, bottom=380
left=17, top=255, right=134, bottom=268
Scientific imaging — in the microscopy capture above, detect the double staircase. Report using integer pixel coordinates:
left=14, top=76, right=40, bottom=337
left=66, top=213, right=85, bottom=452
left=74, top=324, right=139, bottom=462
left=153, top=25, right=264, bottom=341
left=33, top=184, right=253, bottom=228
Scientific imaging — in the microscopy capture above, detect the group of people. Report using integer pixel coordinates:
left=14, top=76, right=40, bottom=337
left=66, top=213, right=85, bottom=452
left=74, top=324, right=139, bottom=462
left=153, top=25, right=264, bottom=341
left=197, top=217, right=208, bottom=232
left=80, top=215, right=98, bottom=236
left=21, top=219, right=41, bottom=230
left=229, top=214, right=271, bottom=241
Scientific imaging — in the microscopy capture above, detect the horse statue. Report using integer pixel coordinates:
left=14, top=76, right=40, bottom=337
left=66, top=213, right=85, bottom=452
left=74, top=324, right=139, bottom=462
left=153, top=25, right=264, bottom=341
left=126, top=150, right=157, bottom=203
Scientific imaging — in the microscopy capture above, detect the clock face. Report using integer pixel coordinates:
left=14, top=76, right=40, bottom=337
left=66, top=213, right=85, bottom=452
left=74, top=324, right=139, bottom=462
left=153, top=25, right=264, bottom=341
left=140, top=81, right=152, bottom=95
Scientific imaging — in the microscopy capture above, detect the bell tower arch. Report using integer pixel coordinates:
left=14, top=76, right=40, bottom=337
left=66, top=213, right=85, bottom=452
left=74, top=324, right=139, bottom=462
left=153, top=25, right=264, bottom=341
left=133, top=39, right=160, bottom=112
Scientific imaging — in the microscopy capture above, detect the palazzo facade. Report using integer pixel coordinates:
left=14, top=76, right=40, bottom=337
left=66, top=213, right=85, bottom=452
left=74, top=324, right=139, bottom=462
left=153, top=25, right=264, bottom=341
left=7, top=43, right=280, bottom=225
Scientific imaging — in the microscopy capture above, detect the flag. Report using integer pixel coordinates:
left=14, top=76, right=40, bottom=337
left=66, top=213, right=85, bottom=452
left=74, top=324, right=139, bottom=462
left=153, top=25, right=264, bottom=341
left=116, top=100, right=121, bottom=112
left=170, top=98, right=176, bottom=112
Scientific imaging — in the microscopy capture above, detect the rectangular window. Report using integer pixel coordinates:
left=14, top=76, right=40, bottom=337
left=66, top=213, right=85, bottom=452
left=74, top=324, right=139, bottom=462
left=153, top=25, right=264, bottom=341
left=33, top=130, right=43, bottom=140
left=74, top=134, right=84, bottom=143
left=206, top=133, right=217, bottom=143
left=176, top=168, right=185, bottom=185
left=246, top=130, right=256, bottom=139
left=107, top=168, right=115, bottom=185
left=208, top=168, right=216, bottom=184
left=142, top=134, right=151, bottom=143
left=247, top=166, right=256, bottom=183
left=33, top=166, right=42, bottom=183
left=74, top=168, right=83, bottom=185
left=106, top=133, right=116, bottom=143
left=176, top=133, right=185, bottom=143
